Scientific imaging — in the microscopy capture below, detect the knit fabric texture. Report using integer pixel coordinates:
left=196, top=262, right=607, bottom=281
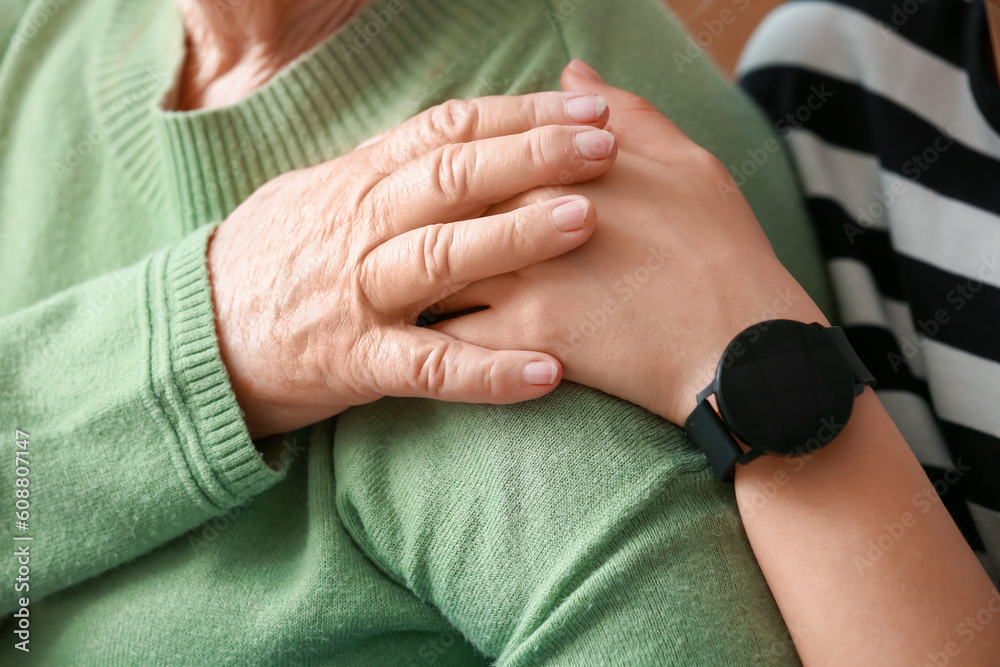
left=0, top=0, right=831, bottom=664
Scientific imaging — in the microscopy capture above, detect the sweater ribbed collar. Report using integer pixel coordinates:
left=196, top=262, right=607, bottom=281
left=90, top=0, right=509, bottom=232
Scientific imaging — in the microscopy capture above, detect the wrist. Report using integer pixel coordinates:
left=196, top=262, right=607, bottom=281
left=677, top=294, right=874, bottom=482
left=657, top=280, right=829, bottom=426
left=206, top=224, right=272, bottom=439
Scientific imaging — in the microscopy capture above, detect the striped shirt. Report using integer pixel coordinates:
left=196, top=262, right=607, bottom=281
left=738, top=0, right=1000, bottom=582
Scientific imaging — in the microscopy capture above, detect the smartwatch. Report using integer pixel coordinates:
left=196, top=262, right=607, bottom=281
left=684, top=319, right=875, bottom=481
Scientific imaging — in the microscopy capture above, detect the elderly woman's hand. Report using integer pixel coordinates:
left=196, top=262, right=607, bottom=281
left=430, top=64, right=827, bottom=427
left=207, top=92, right=617, bottom=439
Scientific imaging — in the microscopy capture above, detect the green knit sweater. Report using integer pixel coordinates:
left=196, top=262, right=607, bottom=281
left=0, top=0, right=831, bottom=664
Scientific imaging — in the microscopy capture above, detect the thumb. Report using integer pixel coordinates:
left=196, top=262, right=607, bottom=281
left=378, top=328, right=563, bottom=404
left=560, top=59, right=687, bottom=156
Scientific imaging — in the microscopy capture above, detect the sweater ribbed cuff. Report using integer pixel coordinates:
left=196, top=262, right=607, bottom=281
left=154, top=223, right=285, bottom=509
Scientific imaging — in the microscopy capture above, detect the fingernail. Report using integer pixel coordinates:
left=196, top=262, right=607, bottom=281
left=567, top=59, right=604, bottom=81
left=564, top=94, right=607, bottom=123
left=550, top=198, right=589, bottom=232
left=574, top=129, right=615, bottom=160
left=523, top=361, right=558, bottom=385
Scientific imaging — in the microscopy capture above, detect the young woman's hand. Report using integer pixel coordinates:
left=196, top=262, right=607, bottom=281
left=433, top=63, right=1000, bottom=667
left=207, top=91, right=617, bottom=439
left=431, top=62, right=826, bottom=426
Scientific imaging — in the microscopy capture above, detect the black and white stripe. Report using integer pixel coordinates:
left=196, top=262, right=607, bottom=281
left=739, top=0, right=1000, bottom=580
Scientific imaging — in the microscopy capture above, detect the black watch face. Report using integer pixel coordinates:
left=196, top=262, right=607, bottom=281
left=716, top=320, right=856, bottom=455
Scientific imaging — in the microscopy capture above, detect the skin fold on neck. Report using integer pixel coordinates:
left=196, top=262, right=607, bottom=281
left=169, top=0, right=371, bottom=110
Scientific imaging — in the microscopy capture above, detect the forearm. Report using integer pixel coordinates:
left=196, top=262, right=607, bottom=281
left=669, top=278, right=1000, bottom=663
left=0, top=225, right=284, bottom=613
left=335, top=385, right=804, bottom=666
left=427, top=64, right=998, bottom=664
left=736, top=388, right=1000, bottom=665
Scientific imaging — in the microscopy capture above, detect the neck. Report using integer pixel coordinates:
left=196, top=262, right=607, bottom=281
left=987, top=0, right=1000, bottom=86
left=170, top=0, right=370, bottom=110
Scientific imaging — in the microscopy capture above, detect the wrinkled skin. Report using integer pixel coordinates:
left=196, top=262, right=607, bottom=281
left=207, top=91, right=618, bottom=438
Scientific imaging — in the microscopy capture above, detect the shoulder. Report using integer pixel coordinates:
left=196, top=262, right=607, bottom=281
left=738, top=0, right=969, bottom=84
left=0, top=0, right=39, bottom=61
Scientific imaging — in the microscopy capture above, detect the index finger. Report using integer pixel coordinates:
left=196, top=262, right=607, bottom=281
left=360, top=91, right=609, bottom=172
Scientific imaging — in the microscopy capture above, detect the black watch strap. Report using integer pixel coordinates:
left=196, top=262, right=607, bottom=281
left=685, top=323, right=875, bottom=482
left=824, top=325, right=877, bottom=392
left=684, top=400, right=759, bottom=482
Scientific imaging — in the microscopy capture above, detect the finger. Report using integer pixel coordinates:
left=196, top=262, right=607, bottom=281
left=560, top=59, right=689, bottom=159
left=429, top=303, right=574, bottom=374
left=371, top=125, right=616, bottom=236
left=371, top=327, right=563, bottom=403
left=359, top=92, right=609, bottom=172
left=364, top=195, right=595, bottom=314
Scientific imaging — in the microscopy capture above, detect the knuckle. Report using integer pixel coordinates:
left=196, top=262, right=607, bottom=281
left=418, top=223, right=457, bottom=289
left=508, top=206, right=535, bottom=251
left=431, top=143, right=471, bottom=203
left=481, top=360, right=497, bottom=397
left=523, top=127, right=551, bottom=171
left=691, top=146, right=728, bottom=178
left=429, top=98, right=479, bottom=143
left=415, top=341, right=453, bottom=396
left=414, top=342, right=496, bottom=399
left=525, top=94, right=545, bottom=130
left=356, top=254, right=377, bottom=304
